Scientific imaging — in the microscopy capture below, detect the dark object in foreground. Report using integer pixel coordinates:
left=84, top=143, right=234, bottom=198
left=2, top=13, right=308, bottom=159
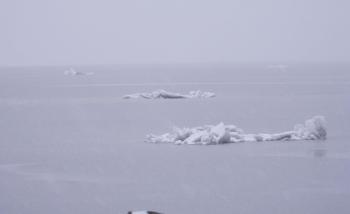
left=128, top=211, right=163, bottom=214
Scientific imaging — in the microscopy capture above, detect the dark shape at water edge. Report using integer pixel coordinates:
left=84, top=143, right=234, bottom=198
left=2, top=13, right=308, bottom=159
left=128, top=211, right=163, bottom=214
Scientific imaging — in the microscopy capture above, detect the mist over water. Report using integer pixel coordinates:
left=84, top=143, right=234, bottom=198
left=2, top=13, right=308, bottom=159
left=1, top=0, right=350, bottom=66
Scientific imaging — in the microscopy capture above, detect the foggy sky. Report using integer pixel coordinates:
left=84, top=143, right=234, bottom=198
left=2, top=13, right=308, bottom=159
left=1, top=0, right=349, bottom=66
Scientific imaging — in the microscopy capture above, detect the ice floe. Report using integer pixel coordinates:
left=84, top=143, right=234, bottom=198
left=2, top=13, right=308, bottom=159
left=146, top=116, right=327, bottom=145
left=123, top=89, right=215, bottom=99
left=64, top=68, right=94, bottom=76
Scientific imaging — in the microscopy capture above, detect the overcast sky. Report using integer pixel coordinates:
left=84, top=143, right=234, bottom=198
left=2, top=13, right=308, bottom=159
left=1, top=0, right=349, bottom=66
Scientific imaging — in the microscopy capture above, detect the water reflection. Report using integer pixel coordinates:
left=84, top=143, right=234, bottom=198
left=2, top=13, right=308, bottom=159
left=312, top=148, right=327, bottom=158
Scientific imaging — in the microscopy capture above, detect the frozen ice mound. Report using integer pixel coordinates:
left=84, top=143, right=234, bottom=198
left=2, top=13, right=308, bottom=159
left=146, top=116, right=327, bottom=145
left=64, top=68, right=94, bottom=76
left=123, top=89, right=215, bottom=99
left=293, top=116, right=327, bottom=140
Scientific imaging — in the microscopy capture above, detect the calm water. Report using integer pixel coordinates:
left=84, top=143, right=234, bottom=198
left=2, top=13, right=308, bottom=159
left=0, top=63, right=349, bottom=214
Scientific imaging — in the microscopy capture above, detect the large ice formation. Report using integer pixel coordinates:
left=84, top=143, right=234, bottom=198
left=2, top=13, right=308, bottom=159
left=123, top=89, right=215, bottom=99
left=146, top=116, right=327, bottom=145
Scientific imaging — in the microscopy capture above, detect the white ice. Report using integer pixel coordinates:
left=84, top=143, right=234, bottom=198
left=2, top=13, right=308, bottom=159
left=146, top=116, right=327, bottom=145
left=123, top=89, right=215, bottom=99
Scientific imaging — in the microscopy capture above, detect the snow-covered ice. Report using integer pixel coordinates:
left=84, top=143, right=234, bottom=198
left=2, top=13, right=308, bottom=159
left=146, top=116, right=327, bottom=145
left=123, top=89, right=215, bottom=99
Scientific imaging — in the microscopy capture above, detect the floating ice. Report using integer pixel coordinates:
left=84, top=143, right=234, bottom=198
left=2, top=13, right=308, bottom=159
left=123, top=89, right=215, bottom=99
left=146, top=116, right=327, bottom=145
left=64, top=68, right=94, bottom=76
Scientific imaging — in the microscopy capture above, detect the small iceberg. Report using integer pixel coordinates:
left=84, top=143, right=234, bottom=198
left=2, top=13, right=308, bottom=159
left=146, top=116, right=327, bottom=145
left=64, top=68, right=94, bottom=76
left=123, top=89, right=215, bottom=99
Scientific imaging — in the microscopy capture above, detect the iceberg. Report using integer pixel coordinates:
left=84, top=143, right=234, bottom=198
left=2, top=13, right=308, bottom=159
left=146, top=116, right=327, bottom=145
left=123, top=89, right=215, bottom=99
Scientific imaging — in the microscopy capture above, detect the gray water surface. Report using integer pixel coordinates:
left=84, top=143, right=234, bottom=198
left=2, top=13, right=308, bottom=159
left=0, top=64, right=349, bottom=214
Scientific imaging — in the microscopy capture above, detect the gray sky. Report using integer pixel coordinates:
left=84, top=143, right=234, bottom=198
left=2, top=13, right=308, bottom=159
left=1, top=0, right=349, bottom=66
